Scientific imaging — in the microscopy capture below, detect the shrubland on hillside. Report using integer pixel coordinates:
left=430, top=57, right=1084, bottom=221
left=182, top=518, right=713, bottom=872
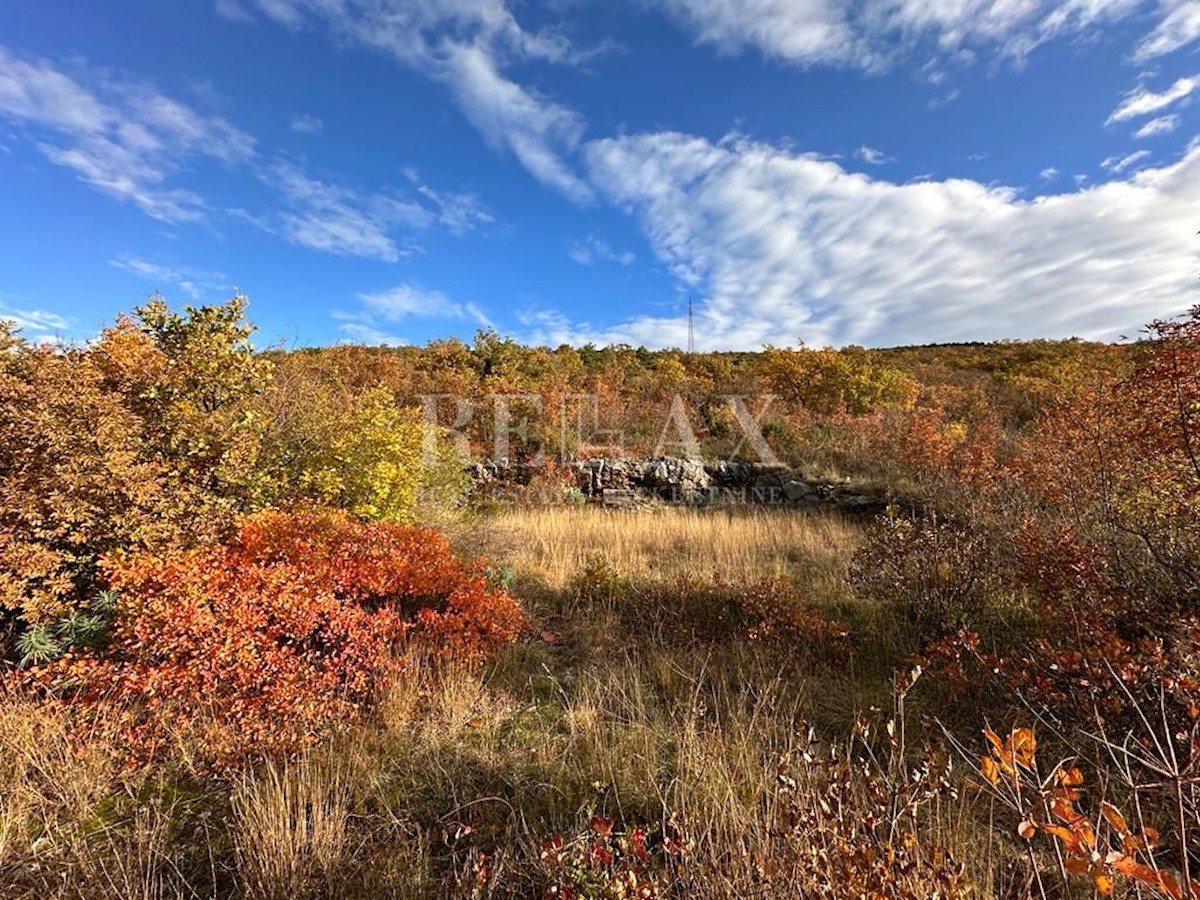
left=0, top=297, right=1197, bottom=899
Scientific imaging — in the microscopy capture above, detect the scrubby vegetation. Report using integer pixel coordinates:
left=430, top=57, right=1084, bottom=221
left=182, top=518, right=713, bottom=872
left=1, top=296, right=1198, bottom=898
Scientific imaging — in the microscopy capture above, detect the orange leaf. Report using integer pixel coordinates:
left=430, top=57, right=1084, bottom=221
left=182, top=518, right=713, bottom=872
left=1057, top=766, right=1085, bottom=787
left=1076, top=821, right=1097, bottom=851
left=980, top=756, right=1000, bottom=785
left=1098, top=801, right=1128, bottom=836
left=1092, top=872, right=1114, bottom=896
left=983, top=727, right=1006, bottom=756
left=1009, top=727, right=1037, bottom=768
left=1042, top=823, right=1084, bottom=855
left=1018, top=819, right=1037, bottom=840
left=1049, top=795, right=1080, bottom=823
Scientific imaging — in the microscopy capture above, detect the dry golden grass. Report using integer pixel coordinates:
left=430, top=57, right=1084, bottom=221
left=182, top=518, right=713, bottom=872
left=231, top=751, right=357, bottom=900
left=0, top=691, right=226, bottom=900
left=0, top=507, right=1012, bottom=899
left=0, top=691, right=114, bottom=869
left=486, top=505, right=860, bottom=590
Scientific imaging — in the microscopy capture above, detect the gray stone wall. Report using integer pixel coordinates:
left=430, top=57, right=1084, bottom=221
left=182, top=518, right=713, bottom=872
left=470, top=456, right=886, bottom=513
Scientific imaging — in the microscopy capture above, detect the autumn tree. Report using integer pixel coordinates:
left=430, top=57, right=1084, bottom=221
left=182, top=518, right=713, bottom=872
left=0, top=296, right=272, bottom=634
left=256, top=375, right=468, bottom=525
left=759, top=345, right=917, bottom=415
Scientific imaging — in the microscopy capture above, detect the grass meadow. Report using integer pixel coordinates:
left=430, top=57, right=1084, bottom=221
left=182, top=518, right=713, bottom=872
left=0, top=506, right=1030, bottom=899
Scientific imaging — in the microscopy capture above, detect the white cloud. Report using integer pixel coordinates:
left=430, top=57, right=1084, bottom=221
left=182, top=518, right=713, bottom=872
left=1040, top=166, right=1060, bottom=180
left=653, top=0, right=1147, bottom=69
left=359, top=284, right=490, bottom=323
left=336, top=283, right=492, bottom=343
left=224, top=0, right=593, bottom=202
left=656, top=0, right=874, bottom=69
left=259, top=161, right=491, bottom=261
left=443, top=42, right=592, bottom=203
left=0, top=297, right=71, bottom=339
left=1102, top=149, right=1152, bottom=172
left=928, top=88, right=962, bottom=109
left=1107, top=75, right=1198, bottom=123
left=0, top=44, right=255, bottom=222
left=289, top=112, right=323, bottom=134
left=336, top=320, right=408, bottom=346
left=856, top=145, right=892, bottom=165
left=569, top=235, right=636, bottom=266
left=1134, top=113, right=1181, bottom=138
left=403, top=168, right=493, bottom=234
left=0, top=39, right=493, bottom=258
left=110, top=254, right=228, bottom=299
left=547, top=131, right=1200, bottom=350
left=214, top=0, right=255, bottom=22
left=1133, top=0, right=1200, bottom=62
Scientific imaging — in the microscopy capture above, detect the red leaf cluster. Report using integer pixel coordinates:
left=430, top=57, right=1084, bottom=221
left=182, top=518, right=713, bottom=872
left=24, top=508, right=523, bottom=771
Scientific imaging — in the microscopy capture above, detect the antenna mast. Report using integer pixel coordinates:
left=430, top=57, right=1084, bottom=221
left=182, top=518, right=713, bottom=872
left=687, top=296, right=695, bottom=353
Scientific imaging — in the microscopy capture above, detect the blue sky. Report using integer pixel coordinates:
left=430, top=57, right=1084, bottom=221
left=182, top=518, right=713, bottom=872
left=1, top=0, right=1199, bottom=350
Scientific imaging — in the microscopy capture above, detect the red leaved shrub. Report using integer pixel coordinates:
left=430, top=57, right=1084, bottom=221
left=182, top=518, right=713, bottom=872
left=24, top=508, right=523, bottom=771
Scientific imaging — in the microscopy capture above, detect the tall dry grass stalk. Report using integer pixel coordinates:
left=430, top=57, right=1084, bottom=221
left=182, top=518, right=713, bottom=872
left=0, top=690, right=113, bottom=868
left=488, top=506, right=859, bottom=591
left=231, top=749, right=360, bottom=900
left=60, top=802, right=193, bottom=900
left=1, top=690, right=223, bottom=900
left=544, top=655, right=991, bottom=897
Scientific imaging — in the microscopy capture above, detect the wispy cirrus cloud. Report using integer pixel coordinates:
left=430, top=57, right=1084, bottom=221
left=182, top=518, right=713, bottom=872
left=214, top=0, right=255, bottom=22
left=569, top=235, right=635, bottom=266
left=289, top=112, right=323, bottom=134
left=442, top=41, right=591, bottom=203
left=1107, top=75, right=1198, bottom=123
left=655, top=0, right=877, bottom=69
left=1134, top=114, right=1181, bottom=139
left=0, top=40, right=490, bottom=259
left=0, top=44, right=255, bottom=222
left=220, top=0, right=595, bottom=202
left=1101, top=149, right=1153, bottom=173
left=1133, top=0, right=1200, bottom=62
left=359, top=284, right=491, bottom=324
left=247, top=161, right=492, bottom=261
left=335, top=320, right=409, bottom=346
left=110, top=253, right=228, bottom=299
left=856, top=145, right=893, bottom=165
left=0, top=294, right=72, bottom=341
left=652, top=0, right=1152, bottom=70
left=266, top=161, right=428, bottom=261
left=402, top=168, right=493, bottom=235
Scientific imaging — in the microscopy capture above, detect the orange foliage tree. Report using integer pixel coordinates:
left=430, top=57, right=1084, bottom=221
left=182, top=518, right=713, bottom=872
left=0, top=297, right=271, bottom=631
left=1011, top=307, right=1200, bottom=615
